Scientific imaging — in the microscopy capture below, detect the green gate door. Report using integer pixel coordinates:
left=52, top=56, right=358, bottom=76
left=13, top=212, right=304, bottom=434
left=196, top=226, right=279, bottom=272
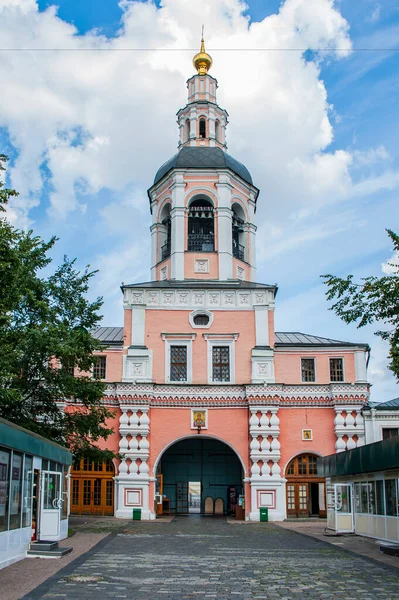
left=160, top=438, right=243, bottom=514
left=176, top=481, right=189, bottom=513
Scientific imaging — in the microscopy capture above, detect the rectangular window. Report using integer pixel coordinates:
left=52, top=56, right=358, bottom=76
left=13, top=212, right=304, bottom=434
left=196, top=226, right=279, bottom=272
left=354, top=483, right=361, bottom=513
left=170, top=346, right=187, bottom=382
left=0, top=447, right=11, bottom=532
left=22, top=455, right=33, bottom=528
left=212, top=346, right=230, bottom=382
left=9, top=452, right=23, bottom=530
left=382, top=428, right=399, bottom=439
left=368, top=481, right=376, bottom=514
left=360, top=482, right=369, bottom=514
left=376, top=480, right=385, bottom=515
left=385, top=479, right=398, bottom=517
left=301, top=358, right=315, bottom=382
left=93, top=356, right=106, bottom=379
left=330, top=358, right=344, bottom=382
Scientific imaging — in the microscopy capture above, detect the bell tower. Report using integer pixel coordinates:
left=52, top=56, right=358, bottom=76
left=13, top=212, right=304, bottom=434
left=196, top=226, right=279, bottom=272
left=148, top=35, right=259, bottom=283
left=177, top=33, right=228, bottom=149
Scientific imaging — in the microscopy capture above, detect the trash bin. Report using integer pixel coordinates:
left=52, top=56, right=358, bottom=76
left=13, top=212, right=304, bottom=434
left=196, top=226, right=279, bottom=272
left=260, top=507, right=268, bottom=522
left=132, top=508, right=142, bottom=521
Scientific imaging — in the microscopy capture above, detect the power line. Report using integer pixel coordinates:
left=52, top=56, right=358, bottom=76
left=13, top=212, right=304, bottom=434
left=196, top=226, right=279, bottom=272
left=0, top=47, right=397, bottom=52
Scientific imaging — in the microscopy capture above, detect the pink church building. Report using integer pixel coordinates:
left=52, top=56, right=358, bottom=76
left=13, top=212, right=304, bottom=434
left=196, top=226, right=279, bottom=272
left=70, top=39, right=370, bottom=521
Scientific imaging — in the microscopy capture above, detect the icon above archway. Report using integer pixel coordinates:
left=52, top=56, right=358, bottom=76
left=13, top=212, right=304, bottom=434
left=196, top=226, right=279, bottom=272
left=191, top=409, right=207, bottom=430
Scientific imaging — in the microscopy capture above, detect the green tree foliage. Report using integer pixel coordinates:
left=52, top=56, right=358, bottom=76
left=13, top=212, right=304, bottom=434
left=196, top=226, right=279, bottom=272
left=322, top=229, right=399, bottom=381
left=0, top=155, right=114, bottom=459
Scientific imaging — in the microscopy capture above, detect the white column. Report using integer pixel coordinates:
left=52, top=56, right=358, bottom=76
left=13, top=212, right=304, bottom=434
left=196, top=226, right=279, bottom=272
left=354, top=351, right=367, bottom=382
left=248, top=405, right=284, bottom=521
left=254, top=306, right=269, bottom=347
left=189, top=107, right=196, bottom=145
left=170, top=176, right=186, bottom=280
left=116, top=405, right=154, bottom=520
left=150, top=223, right=158, bottom=280
left=131, top=305, right=145, bottom=347
left=217, top=207, right=233, bottom=280
left=248, top=223, right=257, bottom=281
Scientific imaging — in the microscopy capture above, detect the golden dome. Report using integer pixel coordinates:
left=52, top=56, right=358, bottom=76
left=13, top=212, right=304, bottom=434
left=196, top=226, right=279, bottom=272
left=193, top=32, right=212, bottom=75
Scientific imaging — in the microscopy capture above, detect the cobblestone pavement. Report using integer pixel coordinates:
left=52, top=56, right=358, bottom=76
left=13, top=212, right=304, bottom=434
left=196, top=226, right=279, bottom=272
left=24, top=516, right=399, bottom=600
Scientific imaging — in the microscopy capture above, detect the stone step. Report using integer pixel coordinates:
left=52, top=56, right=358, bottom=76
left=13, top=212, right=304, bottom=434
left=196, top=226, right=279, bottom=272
left=30, top=541, right=59, bottom=552
left=380, top=544, right=399, bottom=557
left=27, top=546, right=72, bottom=558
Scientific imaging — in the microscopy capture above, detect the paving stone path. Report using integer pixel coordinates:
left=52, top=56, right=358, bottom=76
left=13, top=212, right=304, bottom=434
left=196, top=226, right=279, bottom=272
left=24, top=516, right=399, bottom=599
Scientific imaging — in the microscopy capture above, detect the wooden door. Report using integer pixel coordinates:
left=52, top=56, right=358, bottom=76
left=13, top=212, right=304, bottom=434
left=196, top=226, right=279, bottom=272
left=176, top=481, right=188, bottom=514
left=70, top=460, right=114, bottom=516
left=297, top=484, right=309, bottom=516
left=287, top=484, right=296, bottom=517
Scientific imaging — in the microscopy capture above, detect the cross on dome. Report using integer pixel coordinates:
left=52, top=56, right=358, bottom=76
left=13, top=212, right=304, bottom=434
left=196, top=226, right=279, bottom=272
left=193, top=26, right=213, bottom=75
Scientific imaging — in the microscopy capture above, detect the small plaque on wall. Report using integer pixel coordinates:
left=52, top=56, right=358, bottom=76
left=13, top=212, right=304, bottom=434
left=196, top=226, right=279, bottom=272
left=302, top=429, right=312, bottom=441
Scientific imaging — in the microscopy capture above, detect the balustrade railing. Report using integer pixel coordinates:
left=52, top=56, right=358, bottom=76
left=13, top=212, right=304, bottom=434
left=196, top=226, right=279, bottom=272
left=161, top=241, right=171, bottom=260
left=233, top=243, right=245, bottom=261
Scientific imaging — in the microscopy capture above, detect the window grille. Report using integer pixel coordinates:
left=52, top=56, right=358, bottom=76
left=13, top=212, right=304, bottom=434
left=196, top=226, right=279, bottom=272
left=330, top=358, right=344, bottom=382
left=212, top=346, right=230, bottom=382
left=301, top=358, right=315, bottom=382
left=193, top=314, right=210, bottom=326
left=93, top=356, right=106, bottom=379
left=170, top=346, right=187, bottom=382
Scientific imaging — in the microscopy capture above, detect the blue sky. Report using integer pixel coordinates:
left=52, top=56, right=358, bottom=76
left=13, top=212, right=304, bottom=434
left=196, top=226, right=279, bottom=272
left=0, top=0, right=398, bottom=400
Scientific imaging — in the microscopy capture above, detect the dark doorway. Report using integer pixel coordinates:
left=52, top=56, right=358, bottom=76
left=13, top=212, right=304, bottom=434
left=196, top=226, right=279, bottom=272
left=159, top=438, right=243, bottom=515
left=309, top=483, right=320, bottom=516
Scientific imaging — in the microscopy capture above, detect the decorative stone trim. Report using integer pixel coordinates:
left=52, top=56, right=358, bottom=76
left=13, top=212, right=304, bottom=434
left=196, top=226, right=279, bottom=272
left=194, top=258, right=210, bottom=273
left=161, top=265, right=168, bottom=280
left=123, top=287, right=275, bottom=311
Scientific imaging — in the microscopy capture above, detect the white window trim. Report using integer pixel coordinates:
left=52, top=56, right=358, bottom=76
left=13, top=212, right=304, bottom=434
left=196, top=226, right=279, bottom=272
left=189, top=309, right=214, bottom=329
left=203, top=333, right=238, bottom=384
left=300, top=357, right=316, bottom=383
left=162, top=334, right=195, bottom=384
left=329, top=356, right=345, bottom=383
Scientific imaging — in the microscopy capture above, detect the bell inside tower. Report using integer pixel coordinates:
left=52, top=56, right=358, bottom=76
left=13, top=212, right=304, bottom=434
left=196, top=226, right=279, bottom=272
left=188, top=198, right=214, bottom=252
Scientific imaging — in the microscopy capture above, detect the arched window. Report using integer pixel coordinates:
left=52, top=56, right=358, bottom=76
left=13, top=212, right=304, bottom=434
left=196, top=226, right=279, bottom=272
left=215, top=120, right=220, bottom=142
left=160, top=203, right=171, bottom=260
left=232, top=203, right=246, bottom=261
left=188, top=198, right=214, bottom=252
left=199, top=118, right=206, bottom=139
left=185, top=119, right=190, bottom=142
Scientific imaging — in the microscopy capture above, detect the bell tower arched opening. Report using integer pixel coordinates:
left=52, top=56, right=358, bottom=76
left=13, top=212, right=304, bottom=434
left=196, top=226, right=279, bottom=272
left=156, top=437, right=244, bottom=516
left=159, top=203, right=171, bottom=261
left=187, top=197, right=214, bottom=252
left=232, top=203, right=246, bottom=262
left=199, top=118, right=207, bottom=139
left=185, top=119, right=190, bottom=143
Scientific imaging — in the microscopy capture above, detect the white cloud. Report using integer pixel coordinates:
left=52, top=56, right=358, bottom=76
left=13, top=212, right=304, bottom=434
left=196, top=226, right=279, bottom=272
left=0, top=0, right=355, bottom=224
left=382, top=251, right=399, bottom=275
left=368, top=4, right=381, bottom=23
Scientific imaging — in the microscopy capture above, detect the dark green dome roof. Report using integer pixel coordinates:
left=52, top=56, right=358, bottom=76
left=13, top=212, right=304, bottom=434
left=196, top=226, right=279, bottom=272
left=154, top=146, right=253, bottom=186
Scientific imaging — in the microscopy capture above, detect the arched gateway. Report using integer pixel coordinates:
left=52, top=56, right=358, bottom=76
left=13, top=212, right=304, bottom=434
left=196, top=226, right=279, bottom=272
left=155, top=437, right=244, bottom=516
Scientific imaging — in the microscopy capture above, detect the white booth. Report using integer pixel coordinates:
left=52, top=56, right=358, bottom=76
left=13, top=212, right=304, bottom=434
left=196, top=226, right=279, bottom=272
left=0, top=417, right=72, bottom=569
